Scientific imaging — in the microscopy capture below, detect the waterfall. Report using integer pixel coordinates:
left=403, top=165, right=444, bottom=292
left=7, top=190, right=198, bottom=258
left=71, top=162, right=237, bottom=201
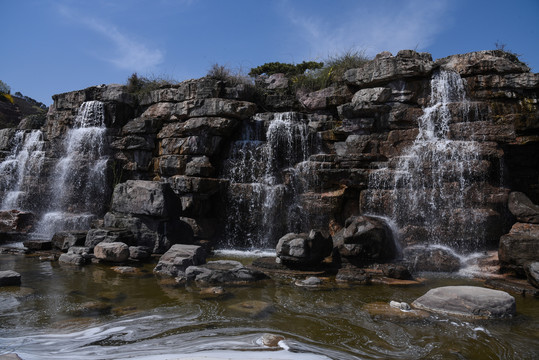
left=0, top=130, right=46, bottom=211
left=222, top=112, right=317, bottom=249
left=365, top=70, right=489, bottom=252
left=33, top=101, right=109, bottom=239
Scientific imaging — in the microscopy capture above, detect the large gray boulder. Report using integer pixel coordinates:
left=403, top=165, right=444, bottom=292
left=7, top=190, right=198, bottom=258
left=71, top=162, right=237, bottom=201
left=52, top=231, right=87, bottom=251
left=185, top=260, right=268, bottom=284
left=436, top=50, right=530, bottom=76
left=276, top=230, right=333, bottom=266
left=85, top=228, right=134, bottom=250
left=333, top=216, right=397, bottom=264
left=403, top=246, right=461, bottom=273
left=499, top=222, right=539, bottom=273
left=103, top=212, right=194, bottom=254
left=153, top=244, right=206, bottom=277
left=344, top=50, right=433, bottom=87
left=110, top=180, right=179, bottom=217
left=412, top=286, right=516, bottom=319
left=58, top=253, right=86, bottom=266
left=0, top=270, right=21, bottom=286
left=524, top=262, right=539, bottom=288
left=94, top=242, right=130, bottom=262
left=508, top=192, right=539, bottom=224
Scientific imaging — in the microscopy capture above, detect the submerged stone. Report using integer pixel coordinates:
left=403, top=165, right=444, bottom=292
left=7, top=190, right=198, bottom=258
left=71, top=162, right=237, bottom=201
left=412, top=286, right=516, bottom=319
left=228, top=300, right=273, bottom=318
left=0, top=270, right=21, bottom=286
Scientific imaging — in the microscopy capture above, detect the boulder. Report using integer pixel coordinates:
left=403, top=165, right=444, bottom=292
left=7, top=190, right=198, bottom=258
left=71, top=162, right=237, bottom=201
left=0, top=354, right=23, bottom=360
left=189, top=98, right=257, bottom=119
left=403, top=246, right=461, bottom=272
left=344, top=50, right=433, bottom=87
left=22, top=239, right=52, bottom=251
left=185, top=260, right=269, bottom=284
left=412, top=286, right=516, bottom=319
left=157, top=117, right=238, bottom=138
left=85, top=228, right=134, bottom=250
left=299, top=86, right=352, bottom=110
left=110, top=180, right=179, bottom=217
left=103, top=212, right=193, bottom=254
left=508, top=192, right=539, bottom=224
left=94, top=242, right=130, bottom=262
left=351, top=87, right=392, bottom=104
left=153, top=244, right=206, bottom=277
left=499, top=223, right=539, bottom=273
left=52, top=230, right=87, bottom=251
left=524, top=262, right=539, bottom=288
left=276, top=229, right=333, bottom=266
left=436, top=50, right=530, bottom=76
left=333, top=216, right=397, bottom=264
left=129, top=246, right=152, bottom=260
left=382, top=264, right=413, bottom=280
left=0, top=210, right=35, bottom=233
left=0, top=270, right=21, bottom=286
left=58, top=253, right=86, bottom=266
left=265, top=73, right=289, bottom=90
left=335, top=267, right=370, bottom=283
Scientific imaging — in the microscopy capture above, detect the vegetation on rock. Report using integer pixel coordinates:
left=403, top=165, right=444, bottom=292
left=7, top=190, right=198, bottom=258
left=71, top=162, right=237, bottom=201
left=125, top=73, right=178, bottom=95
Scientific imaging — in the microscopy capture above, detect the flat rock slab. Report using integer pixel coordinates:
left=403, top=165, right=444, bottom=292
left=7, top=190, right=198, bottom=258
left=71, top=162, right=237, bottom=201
left=186, top=260, right=268, bottom=284
left=0, top=270, right=21, bottom=286
left=22, top=239, right=52, bottom=251
left=364, top=302, right=430, bottom=321
left=228, top=300, right=273, bottom=318
left=412, top=286, right=516, bottom=319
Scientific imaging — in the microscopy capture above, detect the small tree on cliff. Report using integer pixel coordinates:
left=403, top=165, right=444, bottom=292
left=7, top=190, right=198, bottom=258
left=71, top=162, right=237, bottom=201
left=0, top=80, right=14, bottom=104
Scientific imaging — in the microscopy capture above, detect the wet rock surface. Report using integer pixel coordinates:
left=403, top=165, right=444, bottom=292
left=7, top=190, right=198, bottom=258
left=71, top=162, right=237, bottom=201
left=412, top=286, right=516, bottom=319
left=94, top=242, right=130, bottom=262
left=153, top=244, right=206, bottom=277
left=403, top=246, right=462, bottom=273
left=276, top=230, right=333, bottom=266
left=333, top=216, right=397, bottom=265
left=499, top=223, right=539, bottom=274
left=186, top=260, right=269, bottom=284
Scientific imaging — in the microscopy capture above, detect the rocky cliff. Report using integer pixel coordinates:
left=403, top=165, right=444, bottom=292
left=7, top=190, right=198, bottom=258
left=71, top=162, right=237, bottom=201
left=1, top=50, right=538, bottom=262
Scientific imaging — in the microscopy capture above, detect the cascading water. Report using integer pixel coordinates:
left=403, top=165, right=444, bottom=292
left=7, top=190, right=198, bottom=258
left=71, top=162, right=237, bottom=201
left=33, top=100, right=109, bottom=238
left=222, top=112, right=318, bottom=249
left=0, top=130, right=46, bottom=211
left=365, top=70, right=490, bottom=252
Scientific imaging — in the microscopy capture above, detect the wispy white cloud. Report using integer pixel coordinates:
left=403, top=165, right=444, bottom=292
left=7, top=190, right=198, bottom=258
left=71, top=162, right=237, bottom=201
left=58, top=5, right=164, bottom=71
left=284, top=0, right=451, bottom=58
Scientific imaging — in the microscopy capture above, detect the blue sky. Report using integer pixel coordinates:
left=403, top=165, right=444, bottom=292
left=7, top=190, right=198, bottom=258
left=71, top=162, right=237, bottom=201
left=2, top=0, right=538, bottom=105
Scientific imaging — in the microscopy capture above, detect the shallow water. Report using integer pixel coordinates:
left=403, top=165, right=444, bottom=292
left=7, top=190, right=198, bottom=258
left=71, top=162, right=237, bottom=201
left=0, top=254, right=538, bottom=360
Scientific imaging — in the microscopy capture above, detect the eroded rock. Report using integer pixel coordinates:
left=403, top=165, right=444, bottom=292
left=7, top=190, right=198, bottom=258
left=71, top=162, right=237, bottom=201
left=412, top=286, right=516, bottom=319
left=185, top=260, right=268, bottom=284
left=153, top=244, right=206, bottom=277
left=94, top=242, right=130, bottom=262
left=276, top=229, right=333, bottom=266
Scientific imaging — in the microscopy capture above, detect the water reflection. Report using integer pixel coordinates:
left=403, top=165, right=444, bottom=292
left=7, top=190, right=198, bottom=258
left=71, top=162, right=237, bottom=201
left=0, top=254, right=538, bottom=359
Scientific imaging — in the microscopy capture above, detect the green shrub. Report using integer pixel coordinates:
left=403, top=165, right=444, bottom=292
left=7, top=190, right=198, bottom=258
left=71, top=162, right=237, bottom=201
left=292, top=50, right=370, bottom=92
left=206, top=63, right=253, bottom=87
left=248, top=61, right=324, bottom=77
left=125, top=73, right=177, bottom=95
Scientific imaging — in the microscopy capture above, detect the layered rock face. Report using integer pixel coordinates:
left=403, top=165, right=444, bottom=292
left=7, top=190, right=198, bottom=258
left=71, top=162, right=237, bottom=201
left=0, top=50, right=537, bottom=262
